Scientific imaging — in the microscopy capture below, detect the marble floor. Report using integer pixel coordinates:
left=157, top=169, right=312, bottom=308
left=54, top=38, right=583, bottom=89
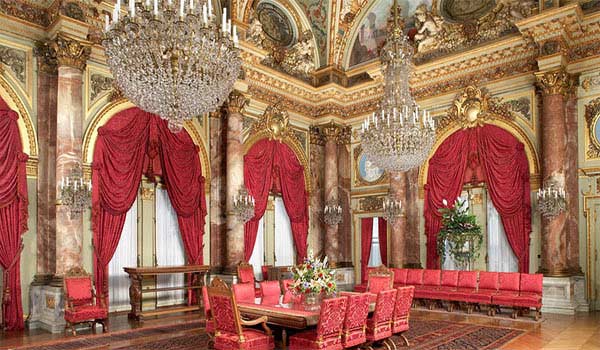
left=0, top=310, right=598, bottom=349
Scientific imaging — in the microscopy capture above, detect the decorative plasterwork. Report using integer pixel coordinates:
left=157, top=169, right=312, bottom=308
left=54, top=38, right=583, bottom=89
left=358, top=195, right=384, bottom=212
left=0, top=45, right=26, bottom=84
left=51, top=34, right=91, bottom=71
left=582, top=73, right=600, bottom=91
left=535, top=68, right=579, bottom=96
left=33, top=41, right=58, bottom=74
left=90, top=74, right=113, bottom=104
left=585, top=97, right=600, bottom=159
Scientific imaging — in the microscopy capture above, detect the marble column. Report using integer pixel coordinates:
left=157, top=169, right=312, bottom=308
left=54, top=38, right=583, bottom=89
left=337, top=128, right=352, bottom=264
left=565, top=91, right=582, bottom=275
left=52, top=35, right=90, bottom=275
left=308, top=127, right=325, bottom=256
left=210, top=108, right=227, bottom=271
left=224, top=91, right=248, bottom=271
left=34, top=42, right=58, bottom=276
left=404, top=168, right=422, bottom=268
left=322, top=122, right=341, bottom=265
left=536, top=68, right=575, bottom=277
left=389, top=171, right=407, bottom=268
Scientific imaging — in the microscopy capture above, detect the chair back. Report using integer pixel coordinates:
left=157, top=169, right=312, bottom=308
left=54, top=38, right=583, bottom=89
left=259, top=280, right=281, bottom=298
left=282, top=279, right=300, bottom=303
left=64, top=267, right=94, bottom=306
left=367, top=265, right=394, bottom=294
left=392, top=286, right=414, bottom=326
left=342, top=293, right=370, bottom=332
left=232, top=282, right=256, bottom=303
left=202, top=286, right=211, bottom=318
left=237, top=262, right=255, bottom=284
left=372, top=289, right=397, bottom=324
left=316, top=297, right=348, bottom=339
left=207, top=278, right=243, bottom=337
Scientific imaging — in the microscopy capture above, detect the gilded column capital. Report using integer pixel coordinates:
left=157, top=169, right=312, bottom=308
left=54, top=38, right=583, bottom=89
left=50, top=34, right=91, bottom=72
left=535, top=68, right=578, bottom=96
left=309, top=126, right=325, bottom=145
left=34, top=41, right=58, bottom=74
left=322, top=121, right=342, bottom=143
left=225, top=90, right=249, bottom=114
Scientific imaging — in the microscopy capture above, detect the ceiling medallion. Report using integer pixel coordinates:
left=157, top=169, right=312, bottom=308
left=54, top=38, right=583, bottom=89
left=103, top=0, right=241, bottom=133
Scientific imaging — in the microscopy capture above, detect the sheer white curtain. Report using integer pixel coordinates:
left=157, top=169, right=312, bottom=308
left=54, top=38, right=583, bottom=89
left=274, top=197, right=295, bottom=266
left=249, top=217, right=265, bottom=279
left=487, top=199, right=518, bottom=272
left=442, top=195, right=468, bottom=270
left=108, top=199, right=138, bottom=312
left=155, top=188, right=186, bottom=306
left=368, top=217, right=382, bottom=267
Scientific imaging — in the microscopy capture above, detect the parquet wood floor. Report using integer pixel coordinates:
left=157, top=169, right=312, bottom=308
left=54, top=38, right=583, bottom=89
left=1, top=309, right=598, bottom=349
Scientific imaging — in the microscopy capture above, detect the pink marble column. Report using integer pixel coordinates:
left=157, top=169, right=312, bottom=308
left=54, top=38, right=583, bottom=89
left=209, top=109, right=227, bottom=271
left=52, top=35, right=90, bottom=275
left=224, top=91, right=248, bottom=270
left=565, top=92, right=582, bottom=275
left=309, top=128, right=325, bottom=256
left=405, top=168, right=422, bottom=268
left=323, top=122, right=341, bottom=265
left=536, top=68, right=573, bottom=277
left=337, top=130, right=352, bottom=265
left=389, top=171, right=407, bottom=267
left=34, top=43, right=58, bottom=275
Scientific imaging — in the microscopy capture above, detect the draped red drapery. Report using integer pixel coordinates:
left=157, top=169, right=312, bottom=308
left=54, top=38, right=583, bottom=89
left=360, top=218, right=373, bottom=283
left=243, top=139, right=309, bottom=263
left=424, top=124, right=531, bottom=272
left=378, top=218, right=388, bottom=266
left=92, top=108, right=207, bottom=301
left=0, top=98, right=28, bottom=331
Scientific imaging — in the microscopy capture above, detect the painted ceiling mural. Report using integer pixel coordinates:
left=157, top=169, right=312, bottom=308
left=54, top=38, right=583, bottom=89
left=296, top=0, right=329, bottom=66
left=348, top=0, right=430, bottom=67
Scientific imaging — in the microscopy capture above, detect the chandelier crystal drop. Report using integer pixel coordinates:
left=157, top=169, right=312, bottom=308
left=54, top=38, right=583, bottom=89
left=323, top=199, right=342, bottom=226
left=359, top=0, right=436, bottom=172
left=59, top=164, right=92, bottom=219
left=103, top=0, right=241, bottom=133
left=537, top=184, right=566, bottom=219
left=233, top=187, right=255, bottom=223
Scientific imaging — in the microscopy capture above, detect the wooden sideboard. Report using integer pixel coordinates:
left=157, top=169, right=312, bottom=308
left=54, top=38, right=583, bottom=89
left=123, top=265, right=209, bottom=321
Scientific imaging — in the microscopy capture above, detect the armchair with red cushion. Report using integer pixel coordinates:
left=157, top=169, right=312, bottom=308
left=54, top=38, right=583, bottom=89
left=366, top=265, right=394, bottom=296
left=237, top=262, right=261, bottom=297
left=289, top=296, right=348, bottom=350
left=392, top=286, right=414, bottom=346
left=339, top=292, right=370, bottom=348
left=208, top=278, right=275, bottom=350
left=63, top=267, right=108, bottom=336
left=365, top=288, right=397, bottom=343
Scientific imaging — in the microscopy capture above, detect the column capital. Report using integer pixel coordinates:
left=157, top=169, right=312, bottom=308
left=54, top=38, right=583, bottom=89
left=34, top=41, right=58, bottom=74
left=51, top=34, right=91, bottom=72
left=535, top=68, right=578, bottom=96
left=313, top=121, right=352, bottom=144
left=225, top=90, right=249, bottom=114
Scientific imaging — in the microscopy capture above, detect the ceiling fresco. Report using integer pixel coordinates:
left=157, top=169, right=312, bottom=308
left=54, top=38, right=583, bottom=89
left=296, top=0, right=329, bottom=66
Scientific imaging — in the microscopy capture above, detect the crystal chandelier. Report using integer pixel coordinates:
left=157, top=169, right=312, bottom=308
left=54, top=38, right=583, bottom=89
left=382, top=193, right=402, bottom=223
left=233, top=187, right=255, bottom=223
left=59, top=164, right=92, bottom=219
left=537, top=184, right=566, bottom=219
left=359, top=0, right=435, bottom=172
left=323, top=199, right=342, bottom=226
left=103, top=0, right=241, bottom=133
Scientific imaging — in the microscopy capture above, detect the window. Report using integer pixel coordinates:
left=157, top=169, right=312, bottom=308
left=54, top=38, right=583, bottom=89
left=274, top=197, right=295, bottom=266
left=487, top=199, right=518, bottom=272
left=368, top=217, right=382, bottom=267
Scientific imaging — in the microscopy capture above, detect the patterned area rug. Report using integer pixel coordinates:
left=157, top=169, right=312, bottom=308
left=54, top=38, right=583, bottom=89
left=8, top=319, right=523, bottom=350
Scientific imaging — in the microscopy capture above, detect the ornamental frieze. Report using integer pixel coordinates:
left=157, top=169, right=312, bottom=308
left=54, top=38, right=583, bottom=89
left=0, top=45, right=26, bottom=84
left=90, top=74, right=114, bottom=104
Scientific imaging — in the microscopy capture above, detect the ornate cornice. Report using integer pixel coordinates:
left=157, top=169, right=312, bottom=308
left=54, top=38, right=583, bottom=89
left=225, top=90, right=249, bottom=114
left=535, top=68, right=578, bottom=96
left=51, top=34, right=91, bottom=71
left=585, top=97, right=600, bottom=159
left=34, top=41, right=58, bottom=74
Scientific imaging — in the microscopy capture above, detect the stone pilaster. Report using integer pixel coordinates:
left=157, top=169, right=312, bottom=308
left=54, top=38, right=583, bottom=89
left=224, top=90, right=248, bottom=271
left=536, top=68, right=577, bottom=277
left=322, top=122, right=341, bottom=265
left=405, top=167, right=422, bottom=268
left=308, top=127, right=325, bottom=257
left=337, top=127, right=352, bottom=265
left=52, top=34, right=90, bottom=275
left=565, top=85, right=582, bottom=275
left=209, top=108, right=227, bottom=272
left=389, top=171, right=407, bottom=268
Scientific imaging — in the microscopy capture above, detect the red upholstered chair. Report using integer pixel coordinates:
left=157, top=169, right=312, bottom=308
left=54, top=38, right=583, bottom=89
left=238, top=262, right=261, bottom=297
left=365, top=288, right=397, bottom=343
left=405, top=269, right=424, bottom=288
left=415, top=269, right=441, bottom=303
left=367, top=265, right=394, bottom=295
left=208, top=278, right=274, bottom=350
left=492, top=272, right=522, bottom=318
left=353, top=267, right=376, bottom=292
left=446, top=271, right=478, bottom=311
left=340, top=293, right=370, bottom=348
left=289, top=297, right=348, bottom=350
left=282, top=279, right=301, bottom=304
left=203, top=286, right=216, bottom=338
left=261, top=265, right=272, bottom=281
left=391, top=268, right=408, bottom=287
left=392, top=286, right=414, bottom=346
left=515, top=273, right=543, bottom=320
left=232, top=282, right=256, bottom=303
left=259, top=280, right=281, bottom=298
left=424, top=270, right=459, bottom=308
left=453, top=271, right=498, bottom=314
left=63, top=267, right=108, bottom=336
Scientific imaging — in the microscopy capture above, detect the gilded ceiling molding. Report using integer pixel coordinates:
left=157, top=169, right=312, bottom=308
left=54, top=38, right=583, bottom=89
left=244, top=102, right=311, bottom=192
left=535, top=68, right=579, bottom=96
left=585, top=97, right=600, bottom=159
left=51, top=34, right=91, bottom=71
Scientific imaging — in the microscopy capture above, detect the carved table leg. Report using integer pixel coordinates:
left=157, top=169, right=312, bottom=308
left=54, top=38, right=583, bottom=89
left=128, top=274, right=143, bottom=320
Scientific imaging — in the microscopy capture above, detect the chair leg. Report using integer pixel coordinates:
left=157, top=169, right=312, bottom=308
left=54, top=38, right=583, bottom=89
left=400, top=333, right=410, bottom=347
left=91, top=321, right=96, bottom=334
left=535, top=308, right=541, bottom=321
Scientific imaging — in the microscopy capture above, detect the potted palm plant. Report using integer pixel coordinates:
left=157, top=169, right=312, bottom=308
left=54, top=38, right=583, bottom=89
left=437, top=198, right=483, bottom=270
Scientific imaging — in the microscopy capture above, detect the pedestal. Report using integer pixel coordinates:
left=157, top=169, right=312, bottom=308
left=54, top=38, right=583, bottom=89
left=541, top=276, right=589, bottom=315
left=27, top=284, right=66, bottom=333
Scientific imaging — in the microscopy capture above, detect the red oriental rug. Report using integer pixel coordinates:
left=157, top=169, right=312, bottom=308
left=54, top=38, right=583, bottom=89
left=7, top=319, right=523, bottom=350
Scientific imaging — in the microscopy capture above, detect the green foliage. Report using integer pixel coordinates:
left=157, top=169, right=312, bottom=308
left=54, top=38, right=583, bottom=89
left=437, top=198, right=483, bottom=268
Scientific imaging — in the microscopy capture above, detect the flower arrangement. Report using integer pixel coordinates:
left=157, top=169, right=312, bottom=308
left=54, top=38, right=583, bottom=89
left=436, top=198, right=483, bottom=269
left=290, top=251, right=337, bottom=296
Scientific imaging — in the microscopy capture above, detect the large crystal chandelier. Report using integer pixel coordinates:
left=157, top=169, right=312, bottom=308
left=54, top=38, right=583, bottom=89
left=233, top=187, right=255, bottom=223
left=537, top=184, right=566, bottom=219
left=103, top=0, right=241, bottom=132
left=59, top=164, right=92, bottom=219
left=360, top=0, right=435, bottom=172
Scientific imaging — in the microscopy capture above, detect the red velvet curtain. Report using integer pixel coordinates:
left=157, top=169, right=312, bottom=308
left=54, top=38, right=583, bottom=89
left=378, top=218, right=387, bottom=266
left=93, top=108, right=207, bottom=300
left=243, top=139, right=309, bottom=263
left=360, top=218, right=373, bottom=283
left=424, top=125, right=531, bottom=272
left=0, top=99, right=28, bottom=330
